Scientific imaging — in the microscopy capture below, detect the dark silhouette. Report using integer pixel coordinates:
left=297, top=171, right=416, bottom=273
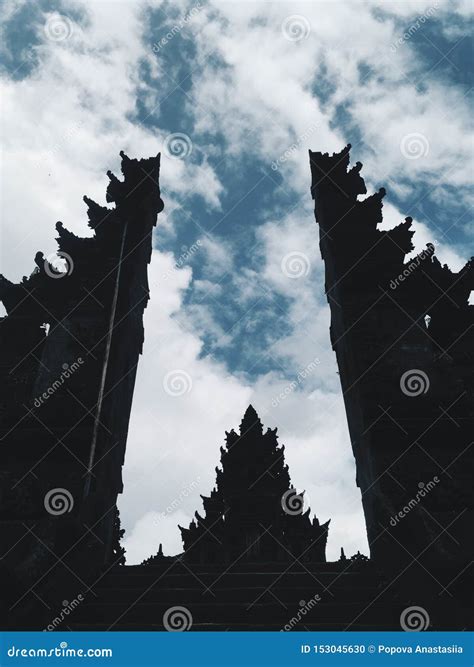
left=310, top=144, right=473, bottom=625
left=110, top=508, right=127, bottom=567
left=0, top=152, right=164, bottom=628
left=147, top=406, right=329, bottom=565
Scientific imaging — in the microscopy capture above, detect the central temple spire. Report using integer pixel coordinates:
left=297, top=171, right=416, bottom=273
left=239, top=403, right=263, bottom=435
left=162, top=406, right=330, bottom=564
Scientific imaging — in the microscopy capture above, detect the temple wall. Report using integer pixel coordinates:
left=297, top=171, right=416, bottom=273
left=0, top=153, right=163, bottom=626
left=310, top=145, right=473, bottom=573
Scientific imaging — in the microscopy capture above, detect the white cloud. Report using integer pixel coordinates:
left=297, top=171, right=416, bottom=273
left=0, top=0, right=224, bottom=282
left=185, top=0, right=472, bottom=213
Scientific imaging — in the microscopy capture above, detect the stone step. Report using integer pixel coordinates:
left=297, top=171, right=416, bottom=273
left=69, top=621, right=396, bottom=631
left=101, top=571, right=374, bottom=590
left=70, top=600, right=396, bottom=626
left=62, top=564, right=396, bottom=631
left=87, top=585, right=381, bottom=604
left=124, top=562, right=366, bottom=574
left=119, top=563, right=371, bottom=576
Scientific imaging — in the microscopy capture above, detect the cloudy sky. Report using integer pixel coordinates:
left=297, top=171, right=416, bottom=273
left=1, top=0, right=472, bottom=563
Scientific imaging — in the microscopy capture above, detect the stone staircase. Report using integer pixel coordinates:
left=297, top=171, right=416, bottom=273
left=67, top=561, right=408, bottom=631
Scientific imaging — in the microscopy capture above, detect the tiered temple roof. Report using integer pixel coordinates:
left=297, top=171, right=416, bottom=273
left=149, top=406, right=330, bottom=565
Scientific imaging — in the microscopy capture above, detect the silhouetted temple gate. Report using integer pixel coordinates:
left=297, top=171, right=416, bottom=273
left=1, top=146, right=472, bottom=630
left=309, top=145, right=473, bottom=576
left=0, top=152, right=164, bottom=626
